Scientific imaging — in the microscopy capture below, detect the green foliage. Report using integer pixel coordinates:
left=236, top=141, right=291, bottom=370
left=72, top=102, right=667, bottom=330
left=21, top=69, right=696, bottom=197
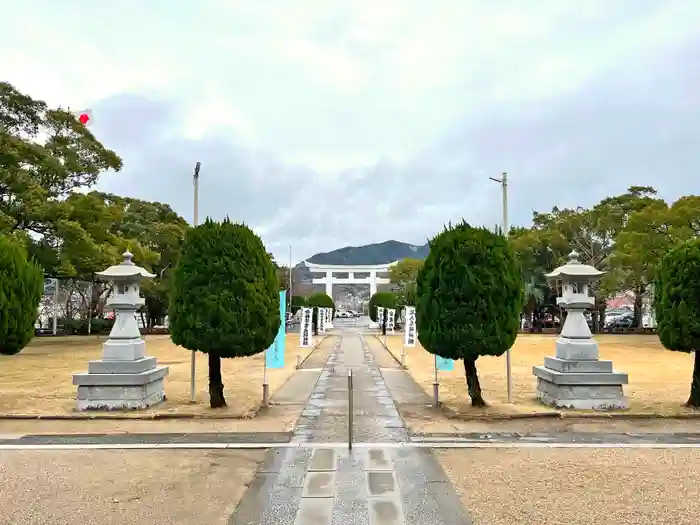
left=306, top=293, right=335, bottom=314
left=416, top=222, right=523, bottom=361
left=388, top=258, right=423, bottom=286
left=290, top=295, right=306, bottom=313
left=655, top=239, right=700, bottom=406
left=0, top=235, right=44, bottom=355
left=62, top=317, right=114, bottom=335
left=655, top=240, right=700, bottom=353
left=169, top=218, right=280, bottom=358
left=306, top=293, right=335, bottom=330
left=368, top=292, right=397, bottom=321
left=1, top=82, right=123, bottom=277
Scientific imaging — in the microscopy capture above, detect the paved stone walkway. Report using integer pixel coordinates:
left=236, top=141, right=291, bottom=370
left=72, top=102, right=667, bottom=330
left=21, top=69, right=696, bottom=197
left=230, top=332, right=471, bottom=525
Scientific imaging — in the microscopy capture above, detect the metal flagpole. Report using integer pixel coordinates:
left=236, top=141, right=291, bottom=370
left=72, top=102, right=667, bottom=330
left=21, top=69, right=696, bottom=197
left=190, top=161, right=201, bottom=403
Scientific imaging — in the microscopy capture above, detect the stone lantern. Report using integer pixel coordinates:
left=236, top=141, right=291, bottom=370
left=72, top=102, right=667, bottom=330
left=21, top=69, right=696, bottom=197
left=532, top=251, right=628, bottom=409
left=73, top=251, right=169, bottom=411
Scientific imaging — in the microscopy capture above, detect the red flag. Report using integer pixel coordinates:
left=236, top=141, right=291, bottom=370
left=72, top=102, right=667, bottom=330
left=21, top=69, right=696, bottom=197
left=73, top=109, right=93, bottom=126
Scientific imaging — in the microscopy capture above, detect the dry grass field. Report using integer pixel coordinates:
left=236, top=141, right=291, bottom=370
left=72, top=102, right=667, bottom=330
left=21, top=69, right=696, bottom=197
left=437, top=448, right=700, bottom=525
left=0, top=334, right=320, bottom=417
left=382, top=333, right=698, bottom=416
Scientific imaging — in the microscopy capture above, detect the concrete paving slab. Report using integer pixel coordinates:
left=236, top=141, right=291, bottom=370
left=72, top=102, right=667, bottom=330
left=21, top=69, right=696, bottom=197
left=368, top=498, right=405, bottom=525
left=293, top=498, right=334, bottom=525
left=365, top=448, right=393, bottom=471
left=303, top=471, right=336, bottom=498
left=309, top=448, right=337, bottom=471
left=367, top=471, right=399, bottom=497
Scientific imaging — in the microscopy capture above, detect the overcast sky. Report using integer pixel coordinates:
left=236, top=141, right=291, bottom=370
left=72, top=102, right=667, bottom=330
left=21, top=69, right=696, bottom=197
left=3, top=1, right=700, bottom=263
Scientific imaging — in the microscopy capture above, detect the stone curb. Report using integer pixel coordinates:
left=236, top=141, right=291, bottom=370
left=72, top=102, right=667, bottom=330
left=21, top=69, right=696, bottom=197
left=372, top=335, right=700, bottom=421
left=0, top=336, right=332, bottom=422
left=371, top=333, right=405, bottom=368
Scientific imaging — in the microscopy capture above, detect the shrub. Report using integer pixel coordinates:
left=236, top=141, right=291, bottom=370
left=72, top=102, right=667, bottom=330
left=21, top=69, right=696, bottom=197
left=62, top=318, right=114, bottom=335
left=290, top=295, right=306, bottom=314
left=306, top=293, right=335, bottom=334
left=368, top=292, right=397, bottom=322
left=416, top=222, right=523, bottom=406
left=0, top=235, right=44, bottom=355
left=655, top=239, right=700, bottom=407
left=169, top=219, right=280, bottom=408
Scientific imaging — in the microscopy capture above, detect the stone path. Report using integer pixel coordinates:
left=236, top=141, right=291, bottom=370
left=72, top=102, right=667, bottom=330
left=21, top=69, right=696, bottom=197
left=230, top=332, right=471, bottom=525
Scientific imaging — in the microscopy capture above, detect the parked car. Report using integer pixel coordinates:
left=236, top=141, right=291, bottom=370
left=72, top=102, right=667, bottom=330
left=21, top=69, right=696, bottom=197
left=607, top=311, right=635, bottom=329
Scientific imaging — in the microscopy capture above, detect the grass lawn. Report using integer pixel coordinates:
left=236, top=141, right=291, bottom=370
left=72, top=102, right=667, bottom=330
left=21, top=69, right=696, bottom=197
left=381, top=333, right=697, bottom=416
left=0, top=333, right=319, bottom=417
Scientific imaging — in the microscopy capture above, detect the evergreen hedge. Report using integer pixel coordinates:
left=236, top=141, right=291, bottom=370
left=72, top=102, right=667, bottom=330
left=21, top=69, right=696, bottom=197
left=0, top=235, right=44, bottom=355
left=655, top=239, right=700, bottom=407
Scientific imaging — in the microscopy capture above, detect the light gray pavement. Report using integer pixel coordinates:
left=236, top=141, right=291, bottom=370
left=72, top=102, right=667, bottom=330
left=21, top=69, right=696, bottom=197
left=229, top=329, right=472, bottom=525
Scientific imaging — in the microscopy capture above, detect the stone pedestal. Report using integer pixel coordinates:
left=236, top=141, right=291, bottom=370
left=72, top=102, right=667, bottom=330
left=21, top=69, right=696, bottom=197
left=533, top=311, right=628, bottom=410
left=73, top=339, right=169, bottom=411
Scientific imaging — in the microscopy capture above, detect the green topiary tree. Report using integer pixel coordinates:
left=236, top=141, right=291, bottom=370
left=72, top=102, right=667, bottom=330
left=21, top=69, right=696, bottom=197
left=368, top=292, right=397, bottom=321
left=655, top=239, right=700, bottom=407
left=416, top=222, right=523, bottom=407
left=290, top=295, right=306, bottom=314
left=169, top=219, right=280, bottom=408
left=0, top=235, right=44, bottom=355
left=306, top=292, right=335, bottom=334
left=368, top=292, right=397, bottom=335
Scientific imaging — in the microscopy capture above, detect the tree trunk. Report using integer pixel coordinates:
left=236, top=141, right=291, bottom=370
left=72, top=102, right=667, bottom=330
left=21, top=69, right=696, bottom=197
left=463, top=357, right=487, bottom=407
left=208, top=353, right=227, bottom=408
left=634, top=291, right=644, bottom=329
left=686, top=350, right=700, bottom=408
left=591, top=310, right=599, bottom=333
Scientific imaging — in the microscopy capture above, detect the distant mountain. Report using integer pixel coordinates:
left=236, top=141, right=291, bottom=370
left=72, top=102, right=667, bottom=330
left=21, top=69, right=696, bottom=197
left=293, top=240, right=429, bottom=287
left=308, top=240, right=429, bottom=266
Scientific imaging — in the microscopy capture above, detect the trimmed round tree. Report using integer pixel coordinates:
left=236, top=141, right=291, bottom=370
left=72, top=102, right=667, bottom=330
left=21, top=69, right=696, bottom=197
left=169, top=219, right=280, bottom=408
left=306, top=293, right=335, bottom=334
left=369, top=292, right=397, bottom=335
left=290, top=295, right=306, bottom=314
left=368, top=292, right=397, bottom=321
left=655, top=239, right=700, bottom=407
left=416, top=222, right=523, bottom=407
left=0, top=235, right=44, bottom=355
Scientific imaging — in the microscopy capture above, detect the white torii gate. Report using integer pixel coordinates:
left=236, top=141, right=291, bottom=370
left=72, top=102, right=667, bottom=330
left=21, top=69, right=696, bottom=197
left=303, top=260, right=399, bottom=299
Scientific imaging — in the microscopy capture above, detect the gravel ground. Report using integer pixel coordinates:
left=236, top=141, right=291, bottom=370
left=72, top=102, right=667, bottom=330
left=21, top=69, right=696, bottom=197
left=0, top=449, right=266, bottom=525
left=436, top=448, right=700, bottom=525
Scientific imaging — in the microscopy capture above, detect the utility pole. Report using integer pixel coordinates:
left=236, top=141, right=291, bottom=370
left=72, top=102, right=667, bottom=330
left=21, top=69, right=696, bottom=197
left=489, top=172, right=511, bottom=402
left=288, top=245, right=293, bottom=331
left=190, top=161, right=201, bottom=403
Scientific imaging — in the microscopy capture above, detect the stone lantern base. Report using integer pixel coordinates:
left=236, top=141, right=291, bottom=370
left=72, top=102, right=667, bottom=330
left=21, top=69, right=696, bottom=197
left=73, top=338, right=169, bottom=411
left=533, top=339, right=629, bottom=410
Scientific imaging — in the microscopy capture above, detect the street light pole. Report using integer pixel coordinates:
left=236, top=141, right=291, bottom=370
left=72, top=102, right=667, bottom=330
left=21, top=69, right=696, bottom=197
left=190, top=161, right=201, bottom=403
left=288, top=245, right=293, bottom=332
left=489, top=172, right=512, bottom=402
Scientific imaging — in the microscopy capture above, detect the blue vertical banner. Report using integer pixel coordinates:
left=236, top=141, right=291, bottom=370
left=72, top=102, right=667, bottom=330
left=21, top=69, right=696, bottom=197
left=435, top=355, right=454, bottom=371
left=266, top=291, right=287, bottom=369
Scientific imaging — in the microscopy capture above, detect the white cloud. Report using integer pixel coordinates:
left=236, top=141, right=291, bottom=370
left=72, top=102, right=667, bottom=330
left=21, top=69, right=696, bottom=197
left=2, top=0, right=700, bottom=262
